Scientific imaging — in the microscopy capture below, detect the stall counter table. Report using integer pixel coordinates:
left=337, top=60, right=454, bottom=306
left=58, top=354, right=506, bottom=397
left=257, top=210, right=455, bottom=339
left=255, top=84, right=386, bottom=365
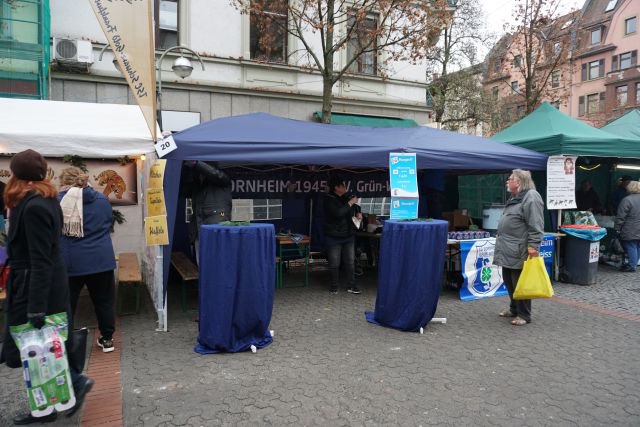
left=366, top=219, right=448, bottom=331
left=195, top=223, right=275, bottom=354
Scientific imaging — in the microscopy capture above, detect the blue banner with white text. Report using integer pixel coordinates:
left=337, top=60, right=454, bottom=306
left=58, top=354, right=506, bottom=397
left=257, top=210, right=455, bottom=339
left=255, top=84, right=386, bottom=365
left=541, top=234, right=555, bottom=278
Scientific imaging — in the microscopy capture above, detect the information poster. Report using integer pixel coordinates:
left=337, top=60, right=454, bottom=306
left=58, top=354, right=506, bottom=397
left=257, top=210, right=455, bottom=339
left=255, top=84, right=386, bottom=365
left=390, top=198, right=419, bottom=220
left=144, top=215, right=169, bottom=246
left=146, top=188, right=166, bottom=216
left=389, top=153, right=419, bottom=220
left=389, top=153, right=418, bottom=197
left=145, top=159, right=168, bottom=246
left=148, top=159, right=166, bottom=189
left=546, top=156, right=577, bottom=209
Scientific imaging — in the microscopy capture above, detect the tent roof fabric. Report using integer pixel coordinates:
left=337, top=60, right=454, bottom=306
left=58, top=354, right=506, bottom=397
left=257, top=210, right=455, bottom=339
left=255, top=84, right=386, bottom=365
left=0, top=98, right=156, bottom=157
left=312, top=111, right=419, bottom=127
left=169, top=112, right=548, bottom=170
left=601, top=109, right=640, bottom=140
left=492, top=102, right=640, bottom=157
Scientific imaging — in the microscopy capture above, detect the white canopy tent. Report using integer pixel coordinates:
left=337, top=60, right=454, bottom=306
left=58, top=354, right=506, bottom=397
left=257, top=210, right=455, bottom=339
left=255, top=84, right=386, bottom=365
left=0, top=98, right=156, bottom=157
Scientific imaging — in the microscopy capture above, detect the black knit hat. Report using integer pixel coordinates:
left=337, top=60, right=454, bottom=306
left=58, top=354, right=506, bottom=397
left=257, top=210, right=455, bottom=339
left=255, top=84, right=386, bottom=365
left=10, top=149, right=48, bottom=181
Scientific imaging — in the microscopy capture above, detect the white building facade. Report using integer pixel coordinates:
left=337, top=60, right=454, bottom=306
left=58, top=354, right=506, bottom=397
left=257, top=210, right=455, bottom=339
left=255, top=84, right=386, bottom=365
left=50, top=0, right=433, bottom=129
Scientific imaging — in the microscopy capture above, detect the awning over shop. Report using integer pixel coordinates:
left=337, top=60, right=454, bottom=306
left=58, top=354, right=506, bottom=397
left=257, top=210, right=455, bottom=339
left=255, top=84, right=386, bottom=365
left=601, top=109, right=640, bottom=140
left=313, top=111, right=419, bottom=127
left=492, top=102, right=640, bottom=158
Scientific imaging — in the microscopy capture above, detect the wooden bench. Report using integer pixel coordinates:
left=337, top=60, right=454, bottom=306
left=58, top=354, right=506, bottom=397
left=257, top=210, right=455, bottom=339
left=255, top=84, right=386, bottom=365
left=117, top=252, right=142, bottom=315
left=170, top=252, right=199, bottom=312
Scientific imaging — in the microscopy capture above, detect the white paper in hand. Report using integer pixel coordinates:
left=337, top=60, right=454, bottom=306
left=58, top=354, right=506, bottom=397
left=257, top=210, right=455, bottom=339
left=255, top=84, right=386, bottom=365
left=352, top=216, right=362, bottom=230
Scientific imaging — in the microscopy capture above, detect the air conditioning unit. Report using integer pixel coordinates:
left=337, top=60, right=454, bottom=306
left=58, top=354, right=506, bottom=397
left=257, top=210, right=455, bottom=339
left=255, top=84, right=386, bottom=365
left=53, top=38, right=93, bottom=65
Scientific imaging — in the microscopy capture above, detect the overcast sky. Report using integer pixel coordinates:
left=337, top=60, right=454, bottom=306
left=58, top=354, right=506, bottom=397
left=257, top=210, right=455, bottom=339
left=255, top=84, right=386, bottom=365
left=479, top=0, right=584, bottom=60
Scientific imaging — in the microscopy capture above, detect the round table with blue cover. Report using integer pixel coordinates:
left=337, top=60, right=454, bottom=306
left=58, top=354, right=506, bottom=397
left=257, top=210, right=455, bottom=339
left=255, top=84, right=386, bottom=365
left=195, top=223, right=275, bottom=354
left=366, top=219, right=449, bottom=331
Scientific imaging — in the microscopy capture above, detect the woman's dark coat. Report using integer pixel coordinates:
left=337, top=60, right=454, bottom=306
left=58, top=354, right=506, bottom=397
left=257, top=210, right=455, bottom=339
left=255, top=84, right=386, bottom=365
left=0, top=192, right=69, bottom=368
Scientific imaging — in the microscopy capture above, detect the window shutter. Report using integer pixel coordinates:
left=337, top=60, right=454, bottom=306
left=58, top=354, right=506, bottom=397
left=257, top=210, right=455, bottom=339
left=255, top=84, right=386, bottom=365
left=581, top=63, right=587, bottom=81
left=599, top=59, right=605, bottom=77
left=578, top=96, right=585, bottom=116
left=599, top=92, right=606, bottom=112
left=612, top=55, right=618, bottom=71
left=632, top=50, right=637, bottom=67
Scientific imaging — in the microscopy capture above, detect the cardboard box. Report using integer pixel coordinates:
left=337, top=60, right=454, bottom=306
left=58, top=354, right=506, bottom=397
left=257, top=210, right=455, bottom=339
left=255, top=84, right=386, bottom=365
left=443, top=211, right=472, bottom=230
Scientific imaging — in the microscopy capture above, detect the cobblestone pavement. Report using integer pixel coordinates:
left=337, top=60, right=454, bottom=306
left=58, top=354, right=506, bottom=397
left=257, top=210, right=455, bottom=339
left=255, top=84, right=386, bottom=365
left=2, top=264, right=639, bottom=426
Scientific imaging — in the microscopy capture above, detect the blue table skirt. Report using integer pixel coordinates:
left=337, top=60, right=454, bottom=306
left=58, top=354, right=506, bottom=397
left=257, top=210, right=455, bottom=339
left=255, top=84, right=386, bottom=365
left=195, top=223, right=275, bottom=354
left=366, top=219, right=449, bottom=331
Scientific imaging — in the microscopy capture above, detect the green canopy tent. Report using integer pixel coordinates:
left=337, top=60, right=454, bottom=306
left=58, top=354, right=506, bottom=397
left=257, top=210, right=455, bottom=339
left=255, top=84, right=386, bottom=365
left=492, top=102, right=640, bottom=157
left=601, top=109, right=640, bottom=141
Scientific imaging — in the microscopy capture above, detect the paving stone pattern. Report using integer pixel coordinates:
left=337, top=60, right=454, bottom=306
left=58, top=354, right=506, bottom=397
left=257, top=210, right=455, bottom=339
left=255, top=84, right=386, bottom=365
left=2, top=266, right=639, bottom=426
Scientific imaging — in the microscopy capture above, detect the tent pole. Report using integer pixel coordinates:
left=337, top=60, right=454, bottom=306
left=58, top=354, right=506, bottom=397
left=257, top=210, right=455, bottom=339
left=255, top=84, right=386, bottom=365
left=308, top=197, right=314, bottom=239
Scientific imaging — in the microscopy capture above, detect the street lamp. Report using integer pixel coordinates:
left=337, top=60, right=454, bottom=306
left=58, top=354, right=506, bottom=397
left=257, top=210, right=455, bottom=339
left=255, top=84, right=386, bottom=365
left=98, top=44, right=205, bottom=131
left=157, top=46, right=205, bottom=131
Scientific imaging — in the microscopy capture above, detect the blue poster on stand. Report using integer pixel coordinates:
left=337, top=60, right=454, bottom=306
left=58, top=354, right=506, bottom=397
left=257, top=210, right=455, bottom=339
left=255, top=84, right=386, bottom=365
left=541, top=234, right=556, bottom=278
left=459, top=239, right=508, bottom=301
left=389, top=153, right=418, bottom=198
left=390, top=198, right=419, bottom=220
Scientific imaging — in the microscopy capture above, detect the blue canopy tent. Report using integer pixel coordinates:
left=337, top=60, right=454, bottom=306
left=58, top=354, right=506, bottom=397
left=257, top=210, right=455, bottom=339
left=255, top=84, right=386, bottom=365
left=161, top=113, right=548, bottom=309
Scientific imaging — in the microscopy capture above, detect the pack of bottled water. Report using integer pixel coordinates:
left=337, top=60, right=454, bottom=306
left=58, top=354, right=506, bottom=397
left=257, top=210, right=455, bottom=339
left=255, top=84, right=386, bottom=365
left=10, top=313, right=76, bottom=418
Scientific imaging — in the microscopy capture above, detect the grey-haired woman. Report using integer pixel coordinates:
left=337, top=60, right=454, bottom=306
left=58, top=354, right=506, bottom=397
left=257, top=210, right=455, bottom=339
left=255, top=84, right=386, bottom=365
left=493, top=169, right=544, bottom=326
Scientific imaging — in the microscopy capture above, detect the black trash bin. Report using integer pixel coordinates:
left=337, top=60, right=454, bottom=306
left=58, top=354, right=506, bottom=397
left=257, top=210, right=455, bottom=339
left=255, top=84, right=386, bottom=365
left=560, top=234, right=599, bottom=285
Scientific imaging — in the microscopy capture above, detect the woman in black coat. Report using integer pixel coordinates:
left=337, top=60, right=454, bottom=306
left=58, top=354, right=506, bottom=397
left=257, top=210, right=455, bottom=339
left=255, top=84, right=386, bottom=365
left=0, top=150, right=93, bottom=425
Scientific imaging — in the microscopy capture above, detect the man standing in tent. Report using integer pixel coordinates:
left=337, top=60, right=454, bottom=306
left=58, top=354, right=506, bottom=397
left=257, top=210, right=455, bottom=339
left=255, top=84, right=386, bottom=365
left=183, top=161, right=232, bottom=263
left=324, top=176, right=360, bottom=295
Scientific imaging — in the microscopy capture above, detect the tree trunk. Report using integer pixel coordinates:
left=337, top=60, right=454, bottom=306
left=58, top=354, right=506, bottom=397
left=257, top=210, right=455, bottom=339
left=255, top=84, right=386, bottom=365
left=321, top=73, right=333, bottom=124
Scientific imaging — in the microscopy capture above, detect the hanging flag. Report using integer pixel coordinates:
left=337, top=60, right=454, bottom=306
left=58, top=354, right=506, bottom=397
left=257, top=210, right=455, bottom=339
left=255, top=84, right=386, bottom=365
left=89, top=0, right=157, bottom=141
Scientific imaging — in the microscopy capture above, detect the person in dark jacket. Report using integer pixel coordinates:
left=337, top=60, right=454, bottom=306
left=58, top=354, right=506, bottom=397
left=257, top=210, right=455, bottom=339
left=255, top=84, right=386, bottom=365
left=183, top=161, right=232, bottom=263
left=615, top=181, right=640, bottom=272
left=492, top=169, right=544, bottom=326
left=324, top=176, right=360, bottom=294
left=58, top=166, right=117, bottom=353
left=576, top=179, right=604, bottom=213
left=0, top=150, right=93, bottom=424
left=611, top=175, right=633, bottom=214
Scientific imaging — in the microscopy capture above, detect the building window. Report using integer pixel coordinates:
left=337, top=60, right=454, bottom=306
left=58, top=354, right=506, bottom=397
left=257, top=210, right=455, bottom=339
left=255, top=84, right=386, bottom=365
left=492, top=86, right=498, bottom=98
left=591, top=27, right=602, bottom=45
left=605, top=0, right=617, bottom=12
left=516, top=105, right=525, bottom=117
left=511, top=81, right=519, bottom=94
left=586, top=92, right=604, bottom=115
left=612, top=51, right=638, bottom=71
left=625, top=17, right=637, bottom=35
left=156, top=0, right=178, bottom=50
left=637, top=83, right=640, bottom=104
left=551, top=70, right=560, bottom=88
left=554, top=42, right=561, bottom=56
left=550, top=101, right=560, bottom=109
left=359, top=197, right=391, bottom=216
left=513, top=55, right=522, bottom=67
left=616, top=85, right=628, bottom=106
left=250, top=1, right=288, bottom=63
left=0, top=2, right=13, bottom=40
left=347, top=13, right=379, bottom=75
left=231, top=199, right=283, bottom=221
left=582, top=59, right=605, bottom=80
left=493, top=59, right=501, bottom=73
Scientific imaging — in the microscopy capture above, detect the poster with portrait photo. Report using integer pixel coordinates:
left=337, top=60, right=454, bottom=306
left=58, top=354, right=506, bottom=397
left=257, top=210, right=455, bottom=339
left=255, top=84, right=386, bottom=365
left=0, top=157, right=138, bottom=206
left=546, top=156, right=577, bottom=209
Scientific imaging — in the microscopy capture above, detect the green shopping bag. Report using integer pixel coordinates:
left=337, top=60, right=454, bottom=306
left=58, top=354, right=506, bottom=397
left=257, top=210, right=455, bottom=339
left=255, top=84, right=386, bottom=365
left=513, top=256, right=554, bottom=300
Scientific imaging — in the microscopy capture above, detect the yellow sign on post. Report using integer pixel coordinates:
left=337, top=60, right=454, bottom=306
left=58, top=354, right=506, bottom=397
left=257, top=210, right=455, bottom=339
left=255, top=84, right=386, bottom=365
left=146, top=188, right=166, bottom=216
left=145, top=215, right=169, bottom=246
left=148, top=159, right=166, bottom=189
